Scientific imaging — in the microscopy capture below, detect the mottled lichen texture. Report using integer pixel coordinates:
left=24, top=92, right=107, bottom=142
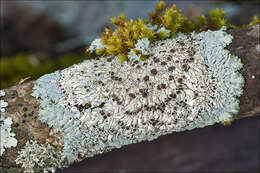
left=15, top=140, right=65, bottom=173
left=0, top=90, right=8, bottom=113
left=0, top=90, right=18, bottom=156
left=0, top=117, right=18, bottom=156
left=28, top=27, right=244, bottom=171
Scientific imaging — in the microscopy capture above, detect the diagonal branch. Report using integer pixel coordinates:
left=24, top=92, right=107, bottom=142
left=0, top=25, right=259, bottom=173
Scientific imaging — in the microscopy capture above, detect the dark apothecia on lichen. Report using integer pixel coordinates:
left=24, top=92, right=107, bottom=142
left=10, top=1, right=246, bottom=173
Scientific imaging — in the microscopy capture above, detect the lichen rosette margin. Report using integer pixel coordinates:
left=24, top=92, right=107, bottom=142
left=27, top=27, right=244, bottom=171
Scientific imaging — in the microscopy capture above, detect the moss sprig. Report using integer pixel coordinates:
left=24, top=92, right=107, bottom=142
left=86, top=1, right=231, bottom=62
left=209, top=8, right=227, bottom=30
left=101, top=14, right=157, bottom=61
left=249, top=16, right=260, bottom=26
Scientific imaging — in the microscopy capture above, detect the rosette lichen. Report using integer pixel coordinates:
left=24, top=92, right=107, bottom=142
left=10, top=2, right=246, bottom=172
left=30, top=27, right=244, bottom=171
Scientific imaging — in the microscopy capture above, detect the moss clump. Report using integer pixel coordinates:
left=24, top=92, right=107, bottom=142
left=89, top=13, right=169, bottom=62
left=249, top=16, right=260, bottom=26
left=221, top=114, right=237, bottom=126
left=149, top=3, right=207, bottom=35
left=209, top=8, right=227, bottom=30
left=221, top=121, right=232, bottom=126
left=86, top=1, right=231, bottom=62
left=149, top=2, right=228, bottom=33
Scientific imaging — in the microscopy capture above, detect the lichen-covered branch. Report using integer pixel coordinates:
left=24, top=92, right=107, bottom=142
left=0, top=25, right=259, bottom=173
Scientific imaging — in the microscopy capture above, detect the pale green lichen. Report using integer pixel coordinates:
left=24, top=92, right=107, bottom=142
left=1, top=90, right=18, bottom=155
left=0, top=90, right=8, bottom=113
left=0, top=116, right=18, bottom=156
left=194, top=27, right=244, bottom=123
left=15, top=140, right=66, bottom=173
left=31, top=71, right=82, bottom=163
left=28, top=2, right=245, bottom=172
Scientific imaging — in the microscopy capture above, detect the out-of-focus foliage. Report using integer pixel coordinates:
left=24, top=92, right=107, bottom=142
left=2, top=2, right=71, bottom=58
left=0, top=53, right=85, bottom=89
left=86, top=1, right=229, bottom=61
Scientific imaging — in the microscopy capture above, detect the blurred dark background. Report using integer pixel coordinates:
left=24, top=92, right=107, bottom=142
left=1, top=1, right=259, bottom=172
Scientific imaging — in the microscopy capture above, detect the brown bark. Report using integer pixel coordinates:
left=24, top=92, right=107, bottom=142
left=227, top=25, right=260, bottom=119
left=0, top=25, right=259, bottom=172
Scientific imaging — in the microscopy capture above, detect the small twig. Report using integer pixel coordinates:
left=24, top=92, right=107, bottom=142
left=17, top=76, right=31, bottom=85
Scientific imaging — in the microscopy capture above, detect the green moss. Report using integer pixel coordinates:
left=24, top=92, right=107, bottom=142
left=148, top=1, right=166, bottom=25
left=209, top=8, right=227, bottom=29
left=221, top=115, right=236, bottom=126
left=249, top=16, right=260, bottom=26
left=160, top=4, right=187, bottom=36
left=86, top=1, right=232, bottom=62
left=221, top=121, right=232, bottom=126
left=149, top=2, right=226, bottom=33
left=98, top=14, right=158, bottom=62
left=193, top=15, right=208, bottom=30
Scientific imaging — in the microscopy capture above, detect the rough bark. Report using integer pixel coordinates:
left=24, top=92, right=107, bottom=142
left=227, top=25, right=260, bottom=120
left=0, top=25, right=259, bottom=172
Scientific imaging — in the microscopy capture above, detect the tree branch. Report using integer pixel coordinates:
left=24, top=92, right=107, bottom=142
left=227, top=25, right=260, bottom=119
left=0, top=25, right=259, bottom=173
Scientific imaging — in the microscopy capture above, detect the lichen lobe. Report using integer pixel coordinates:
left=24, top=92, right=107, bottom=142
left=29, top=27, right=244, bottom=171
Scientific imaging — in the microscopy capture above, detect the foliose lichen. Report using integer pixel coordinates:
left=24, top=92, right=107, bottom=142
left=30, top=26, right=244, bottom=172
left=23, top=2, right=246, bottom=172
left=0, top=116, right=18, bottom=156
left=0, top=90, right=8, bottom=113
left=1, top=90, right=18, bottom=156
left=15, top=140, right=66, bottom=173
